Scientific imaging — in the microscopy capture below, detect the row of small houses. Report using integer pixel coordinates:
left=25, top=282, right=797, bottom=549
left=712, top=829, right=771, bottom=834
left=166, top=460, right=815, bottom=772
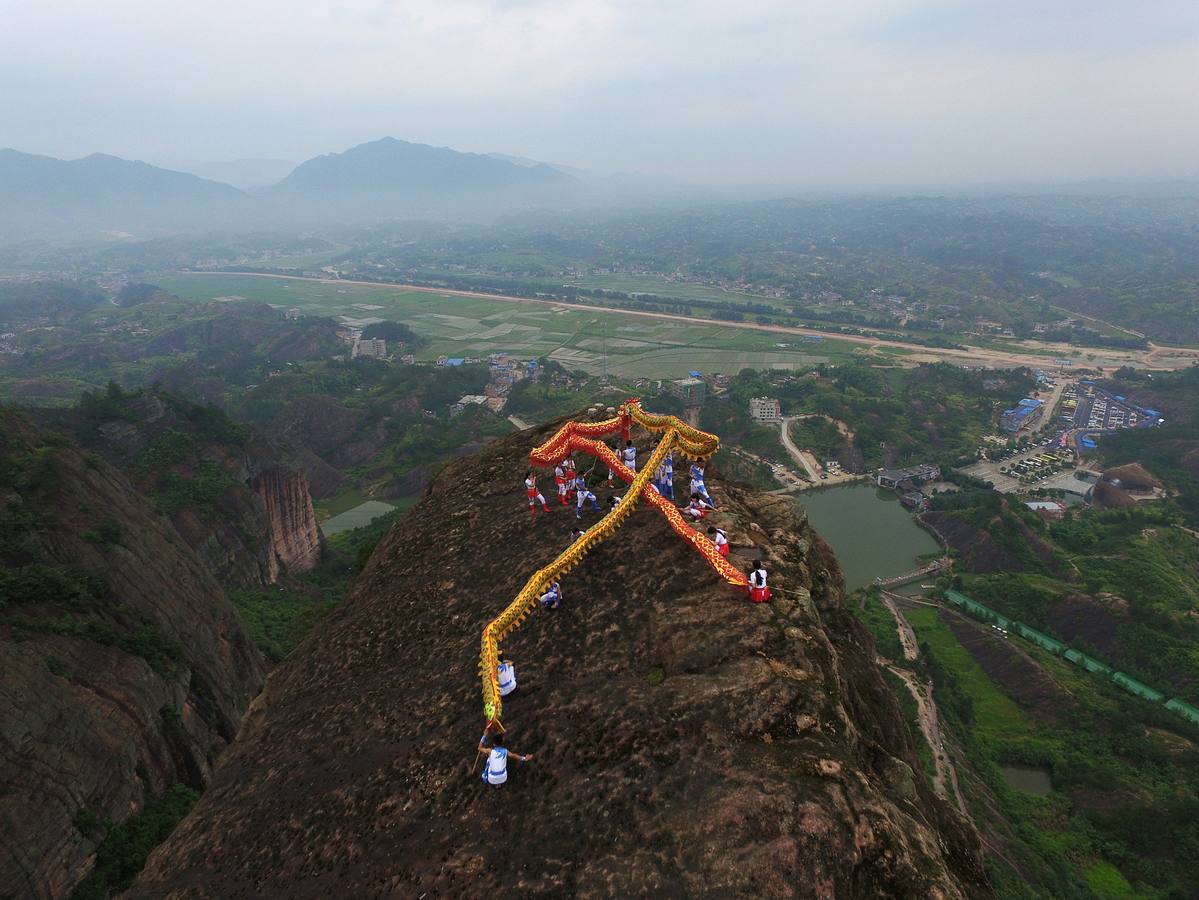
left=944, top=590, right=1199, bottom=727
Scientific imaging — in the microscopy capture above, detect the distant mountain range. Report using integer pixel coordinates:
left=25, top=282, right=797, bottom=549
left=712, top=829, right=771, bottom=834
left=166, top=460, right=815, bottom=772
left=0, top=139, right=599, bottom=238
left=0, top=149, right=256, bottom=239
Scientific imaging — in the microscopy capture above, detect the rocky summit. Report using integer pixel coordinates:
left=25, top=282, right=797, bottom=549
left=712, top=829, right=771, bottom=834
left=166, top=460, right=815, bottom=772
left=130, top=416, right=988, bottom=898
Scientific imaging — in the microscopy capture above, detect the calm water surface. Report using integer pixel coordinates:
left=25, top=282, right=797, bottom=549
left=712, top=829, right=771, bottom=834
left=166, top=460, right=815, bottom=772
left=1000, top=764, right=1053, bottom=795
left=797, top=483, right=941, bottom=591
left=320, top=500, right=396, bottom=536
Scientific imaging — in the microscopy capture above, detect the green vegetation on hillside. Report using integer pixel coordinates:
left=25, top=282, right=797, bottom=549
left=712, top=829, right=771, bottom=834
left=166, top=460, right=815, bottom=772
left=904, top=606, right=1199, bottom=899
left=720, top=363, right=1034, bottom=472
left=69, top=784, right=198, bottom=900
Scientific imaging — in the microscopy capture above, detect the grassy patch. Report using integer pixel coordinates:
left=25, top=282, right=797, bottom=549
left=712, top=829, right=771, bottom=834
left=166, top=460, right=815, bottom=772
left=908, top=603, right=1199, bottom=898
left=1084, top=860, right=1136, bottom=900
left=853, top=591, right=904, bottom=663
left=907, top=607, right=1034, bottom=742
left=881, top=667, right=936, bottom=780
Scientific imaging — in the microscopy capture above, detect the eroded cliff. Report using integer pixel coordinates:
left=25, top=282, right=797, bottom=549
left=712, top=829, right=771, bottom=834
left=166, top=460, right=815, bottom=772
left=130, top=417, right=989, bottom=898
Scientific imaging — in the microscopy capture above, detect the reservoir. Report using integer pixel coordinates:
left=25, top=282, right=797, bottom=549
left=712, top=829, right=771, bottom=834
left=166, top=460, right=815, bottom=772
left=797, top=483, right=941, bottom=591
left=1000, top=764, right=1053, bottom=796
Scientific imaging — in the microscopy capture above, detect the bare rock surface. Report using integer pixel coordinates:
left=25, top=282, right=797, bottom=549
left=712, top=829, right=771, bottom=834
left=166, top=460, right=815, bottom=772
left=32, top=391, right=324, bottom=589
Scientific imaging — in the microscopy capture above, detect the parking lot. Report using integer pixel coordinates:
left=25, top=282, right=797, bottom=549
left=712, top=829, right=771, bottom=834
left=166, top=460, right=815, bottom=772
left=1069, top=385, right=1149, bottom=431
left=960, top=440, right=1075, bottom=493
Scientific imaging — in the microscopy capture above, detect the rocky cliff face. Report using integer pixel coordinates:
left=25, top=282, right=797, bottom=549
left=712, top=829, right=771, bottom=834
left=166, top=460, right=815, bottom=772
left=131, top=419, right=989, bottom=898
left=251, top=467, right=323, bottom=581
left=167, top=465, right=323, bottom=588
left=0, top=411, right=267, bottom=898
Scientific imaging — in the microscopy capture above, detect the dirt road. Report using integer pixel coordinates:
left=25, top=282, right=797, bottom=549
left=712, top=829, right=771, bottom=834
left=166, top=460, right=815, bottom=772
left=875, top=593, right=970, bottom=817
left=884, top=662, right=969, bottom=817
left=177, top=271, right=1199, bottom=372
left=881, top=592, right=919, bottom=662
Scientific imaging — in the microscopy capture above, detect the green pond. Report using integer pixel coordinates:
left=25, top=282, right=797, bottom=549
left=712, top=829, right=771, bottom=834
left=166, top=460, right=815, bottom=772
left=1000, top=764, right=1053, bottom=795
left=796, top=483, right=941, bottom=591
left=320, top=500, right=396, bottom=536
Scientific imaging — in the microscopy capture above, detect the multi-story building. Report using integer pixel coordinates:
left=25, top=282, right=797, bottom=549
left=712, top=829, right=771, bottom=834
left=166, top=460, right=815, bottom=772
left=352, top=338, right=387, bottom=359
left=748, top=397, right=782, bottom=423
left=1000, top=398, right=1043, bottom=433
left=669, top=377, right=706, bottom=407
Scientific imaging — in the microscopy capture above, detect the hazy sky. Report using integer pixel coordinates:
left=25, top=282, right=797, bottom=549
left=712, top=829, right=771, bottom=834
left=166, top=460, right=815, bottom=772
left=2, top=0, right=1198, bottom=189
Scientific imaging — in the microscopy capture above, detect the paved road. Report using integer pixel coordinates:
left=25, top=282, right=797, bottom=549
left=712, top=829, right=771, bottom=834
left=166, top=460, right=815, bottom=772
left=779, top=418, right=820, bottom=481
left=1031, top=376, right=1073, bottom=435
left=176, top=271, right=1199, bottom=372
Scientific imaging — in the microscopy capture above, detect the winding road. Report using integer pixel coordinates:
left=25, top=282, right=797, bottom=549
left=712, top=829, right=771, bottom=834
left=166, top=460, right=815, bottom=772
left=779, top=417, right=820, bottom=481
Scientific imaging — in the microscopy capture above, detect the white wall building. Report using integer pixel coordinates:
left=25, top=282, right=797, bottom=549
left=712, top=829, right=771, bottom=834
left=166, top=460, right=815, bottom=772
left=352, top=338, right=387, bottom=359
left=749, top=397, right=782, bottom=423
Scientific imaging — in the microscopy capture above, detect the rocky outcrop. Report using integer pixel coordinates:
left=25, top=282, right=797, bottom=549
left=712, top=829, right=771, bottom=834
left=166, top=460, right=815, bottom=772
left=131, top=418, right=988, bottom=898
left=0, top=411, right=267, bottom=898
left=167, top=467, right=323, bottom=588
left=252, top=468, right=323, bottom=580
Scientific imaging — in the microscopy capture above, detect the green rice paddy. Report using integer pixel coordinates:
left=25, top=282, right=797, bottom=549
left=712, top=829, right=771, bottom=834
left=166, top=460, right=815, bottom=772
left=154, top=273, right=879, bottom=378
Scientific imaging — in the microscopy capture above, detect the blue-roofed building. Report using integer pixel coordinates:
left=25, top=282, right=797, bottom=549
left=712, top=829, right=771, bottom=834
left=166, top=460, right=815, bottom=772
left=445, top=358, right=465, bottom=367
left=688, top=370, right=703, bottom=378
left=1000, top=397, right=1043, bottom=433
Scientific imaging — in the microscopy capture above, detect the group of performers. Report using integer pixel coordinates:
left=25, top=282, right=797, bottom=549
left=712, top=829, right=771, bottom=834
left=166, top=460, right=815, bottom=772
left=528, top=441, right=719, bottom=523
left=521, top=438, right=769, bottom=601
left=485, top=434, right=774, bottom=786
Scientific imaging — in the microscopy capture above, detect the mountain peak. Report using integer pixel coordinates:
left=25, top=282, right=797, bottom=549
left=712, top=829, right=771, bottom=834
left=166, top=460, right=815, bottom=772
left=129, top=416, right=987, bottom=897
left=267, top=137, right=578, bottom=218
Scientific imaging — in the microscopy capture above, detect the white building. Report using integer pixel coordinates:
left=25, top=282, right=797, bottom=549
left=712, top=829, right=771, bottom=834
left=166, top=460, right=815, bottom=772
left=352, top=338, right=387, bottom=359
left=749, top=397, right=782, bottom=423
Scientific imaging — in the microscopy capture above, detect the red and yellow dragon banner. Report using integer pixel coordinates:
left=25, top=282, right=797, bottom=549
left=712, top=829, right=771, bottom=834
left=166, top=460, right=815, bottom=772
left=479, top=400, right=748, bottom=727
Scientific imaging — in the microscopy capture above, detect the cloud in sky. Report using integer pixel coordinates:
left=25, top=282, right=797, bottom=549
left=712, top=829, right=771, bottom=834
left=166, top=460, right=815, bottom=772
left=1, top=0, right=1197, bottom=188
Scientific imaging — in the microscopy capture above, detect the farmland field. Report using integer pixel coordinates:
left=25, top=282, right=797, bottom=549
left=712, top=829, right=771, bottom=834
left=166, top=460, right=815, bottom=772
left=557, top=274, right=786, bottom=307
left=154, top=273, right=876, bottom=377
